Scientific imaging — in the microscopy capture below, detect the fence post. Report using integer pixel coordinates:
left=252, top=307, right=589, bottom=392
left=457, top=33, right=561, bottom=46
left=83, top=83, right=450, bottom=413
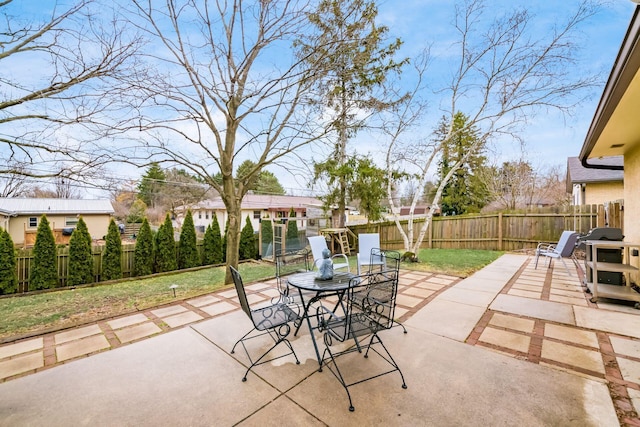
left=498, top=212, right=503, bottom=251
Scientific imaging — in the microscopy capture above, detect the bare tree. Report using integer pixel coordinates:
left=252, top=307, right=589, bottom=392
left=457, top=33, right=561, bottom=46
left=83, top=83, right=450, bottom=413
left=383, top=0, right=599, bottom=254
left=481, top=160, right=536, bottom=211
left=0, top=0, right=141, bottom=181
left=0, top=167, right=30, bottom=197
left=114, top=1, right=326, bottom=282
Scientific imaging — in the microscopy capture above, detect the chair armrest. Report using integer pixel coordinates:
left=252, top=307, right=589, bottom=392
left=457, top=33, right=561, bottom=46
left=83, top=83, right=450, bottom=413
left=332, top=254, right=349, bottom=264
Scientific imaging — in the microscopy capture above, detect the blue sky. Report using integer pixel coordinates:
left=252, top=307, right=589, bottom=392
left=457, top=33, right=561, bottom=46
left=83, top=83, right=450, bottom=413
left=270, top=0, right=639, bottom=195
left=2, top=0, right=638, bottom=197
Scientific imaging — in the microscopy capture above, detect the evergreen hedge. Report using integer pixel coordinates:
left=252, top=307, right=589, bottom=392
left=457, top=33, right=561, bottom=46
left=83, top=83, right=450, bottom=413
left=178, top=210, right=199, bottom=269
left=67, top=217, right=94, bottom=286
left=102, top=219, right=122, bottom=281
left=0, top=228, right=18, bottom=294
left=155, top=214, right=177, bottom=273
left=29, top=215, right=58, bottom=290
left=134, top=218, right=154, bottom=276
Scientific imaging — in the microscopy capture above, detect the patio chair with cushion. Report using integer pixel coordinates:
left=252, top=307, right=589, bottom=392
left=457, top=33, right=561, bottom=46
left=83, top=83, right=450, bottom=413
left=534, top=231, right=580, bottom=276
left=316, top=270, right=407, bottom=412
left=356, top=233, right=384, bottom=275
left=229, top=266, right=301, bottom=381
left=308, top=235, right=350, bottom=272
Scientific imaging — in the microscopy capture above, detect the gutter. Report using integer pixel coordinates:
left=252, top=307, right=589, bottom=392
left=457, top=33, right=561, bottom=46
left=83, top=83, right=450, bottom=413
left=579, top=6, right=640, bottom=171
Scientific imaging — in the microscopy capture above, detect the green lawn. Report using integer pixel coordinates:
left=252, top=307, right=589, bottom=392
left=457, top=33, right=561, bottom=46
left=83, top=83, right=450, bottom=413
left=0, top=249, right=503, bottom=342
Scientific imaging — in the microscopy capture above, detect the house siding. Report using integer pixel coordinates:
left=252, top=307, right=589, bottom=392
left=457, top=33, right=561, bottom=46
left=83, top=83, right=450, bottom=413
left=626, top=145, right=640, bottom=243
left=584, top=182, right=624, bottom=205
left=6, top=214, right=111, bottom=246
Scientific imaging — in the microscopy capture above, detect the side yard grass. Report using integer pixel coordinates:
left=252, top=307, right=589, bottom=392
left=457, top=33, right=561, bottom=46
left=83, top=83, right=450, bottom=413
left=0, top=249, right=503, bottom=342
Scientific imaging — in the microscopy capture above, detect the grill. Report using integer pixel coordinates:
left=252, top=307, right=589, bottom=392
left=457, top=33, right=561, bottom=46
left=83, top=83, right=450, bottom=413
left=579, top=227, right=624, bottom=286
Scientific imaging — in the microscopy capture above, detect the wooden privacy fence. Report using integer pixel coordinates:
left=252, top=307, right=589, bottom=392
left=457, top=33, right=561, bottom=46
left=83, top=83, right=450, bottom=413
left=15, top=242, right=204, bottom=293
left=349, top=204, right=623, bottom=253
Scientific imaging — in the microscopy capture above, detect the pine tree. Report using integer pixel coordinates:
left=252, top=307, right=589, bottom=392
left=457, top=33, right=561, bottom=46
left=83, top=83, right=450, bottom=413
left=239, top=216, right=257, bottom=260
left=155, top=214, right=177, bottom=273
left=435, top=112, right=489, bottom=215
left=134, top=218, right=154, bottom=276
left=29, top=215, right=58, bottom=290
left=102, top=219, right=122, bottom=281
left=178, top=210, right=199, bottom=269
left=67, top=217, right=94, bottom=286
left=202, top=224, right=215, bottom=265
left=0, top=229, right=18, bottom=294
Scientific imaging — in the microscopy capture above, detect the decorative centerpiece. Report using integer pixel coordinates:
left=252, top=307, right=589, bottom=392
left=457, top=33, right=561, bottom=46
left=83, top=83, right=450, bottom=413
left=316, top=248, right=334, bottom=280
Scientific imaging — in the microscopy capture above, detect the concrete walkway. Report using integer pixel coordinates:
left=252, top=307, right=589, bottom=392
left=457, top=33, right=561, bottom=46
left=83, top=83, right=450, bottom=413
left=1, top=254, right=639, bottom=425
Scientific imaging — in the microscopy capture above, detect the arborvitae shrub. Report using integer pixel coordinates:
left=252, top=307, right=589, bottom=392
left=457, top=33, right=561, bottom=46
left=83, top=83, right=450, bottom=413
left=155, top=214, right=177, bottom=273
left=0, top=228, right=18, bottom=294
left=134, top=218, right=154, bottom=276
left=29, top=215, right=58, bottom=290
left=239, top=216, right=257, bottom=260
left=67, top=217, right=94, bottom=286
left=102, top=219, right=122, bottom=281
left=178, top=210, right=199, bottom=269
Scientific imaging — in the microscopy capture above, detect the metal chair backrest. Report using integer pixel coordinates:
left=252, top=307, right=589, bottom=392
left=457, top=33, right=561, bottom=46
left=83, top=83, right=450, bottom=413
left=324, top=270, right=399, bottom=342
left=229, top=266, right=252, bottom=320
left=370, top=249, right=400, bottom=272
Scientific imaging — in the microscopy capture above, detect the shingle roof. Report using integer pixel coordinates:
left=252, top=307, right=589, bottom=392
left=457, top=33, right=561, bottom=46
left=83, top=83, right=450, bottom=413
left=566, top=156, right=624, bottom=184
left=191, top=194, right=323, bottom=210
left=0, top=198, right=114, bottom=216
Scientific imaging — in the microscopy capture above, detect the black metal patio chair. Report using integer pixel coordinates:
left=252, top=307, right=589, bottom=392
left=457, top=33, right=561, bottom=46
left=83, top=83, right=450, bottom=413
left=274, top=248, right=313, bottom=305
left=316, top=270, right=407, bottom=412
left=355, top=249, right=407, bottom=334
left=229, top=266, right=301, bottom=382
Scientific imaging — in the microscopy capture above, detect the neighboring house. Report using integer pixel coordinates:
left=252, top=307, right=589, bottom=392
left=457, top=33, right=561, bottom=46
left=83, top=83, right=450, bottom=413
left=566, top=156, right=624, bottom=205
left=579, top=6, right=639, bottom=243
left=0, top=198, right=115, bottom=246
left=175, top=194, right=324, bottom=232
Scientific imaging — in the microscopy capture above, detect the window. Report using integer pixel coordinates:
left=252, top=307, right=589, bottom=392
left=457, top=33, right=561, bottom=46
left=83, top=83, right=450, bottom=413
left=65, top=217, right=78, bottom=227
left=28, top=217, right=37, bottom=228
left=205, top=212, right=209, bottom=220
left=198, top=212, right=202, bottom=219
left=253, top=210, right=261, bottom=219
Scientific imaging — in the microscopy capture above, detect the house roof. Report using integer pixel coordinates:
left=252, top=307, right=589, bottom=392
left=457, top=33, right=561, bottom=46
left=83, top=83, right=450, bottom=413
left=580, top=6, right=640, bottom=162
left=566, top=156, right=624, bottom=187
left=191, top=194, right=323, bottom=211
left=0, top=198, right=115, bottom=216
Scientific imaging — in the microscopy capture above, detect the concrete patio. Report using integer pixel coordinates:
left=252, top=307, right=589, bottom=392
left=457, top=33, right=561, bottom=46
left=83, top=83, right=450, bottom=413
left=1, top=253, right=639, bottom=425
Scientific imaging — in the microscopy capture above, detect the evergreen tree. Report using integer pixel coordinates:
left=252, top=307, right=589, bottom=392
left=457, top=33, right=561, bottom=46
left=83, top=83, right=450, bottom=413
left=261, top=216, right=273, bottom=257
left=286, top=207, right=299, bottom=249
left=102, top=219, right=122, bottom=281
left=202, top=216, right=223, bottom=265
left=435, top=112, right=489, bottom=215
left=134, top=218, right=154, bottom=276
left=301, top=0, right=406, bottom=227
left=67, top=217, right=94, bottom=286
left=239, top=216, right=257, bottom=260
left=155, top=214, right=177, bottom=272
left=0, top=229, right=18, bottom=294
left=137, top=162, right=166, bottom=209
left=221, top=219, right=229, bottom=262
left=29, top=215, right=58, bottom=290
left=178, top=210, right=199, bottom=269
